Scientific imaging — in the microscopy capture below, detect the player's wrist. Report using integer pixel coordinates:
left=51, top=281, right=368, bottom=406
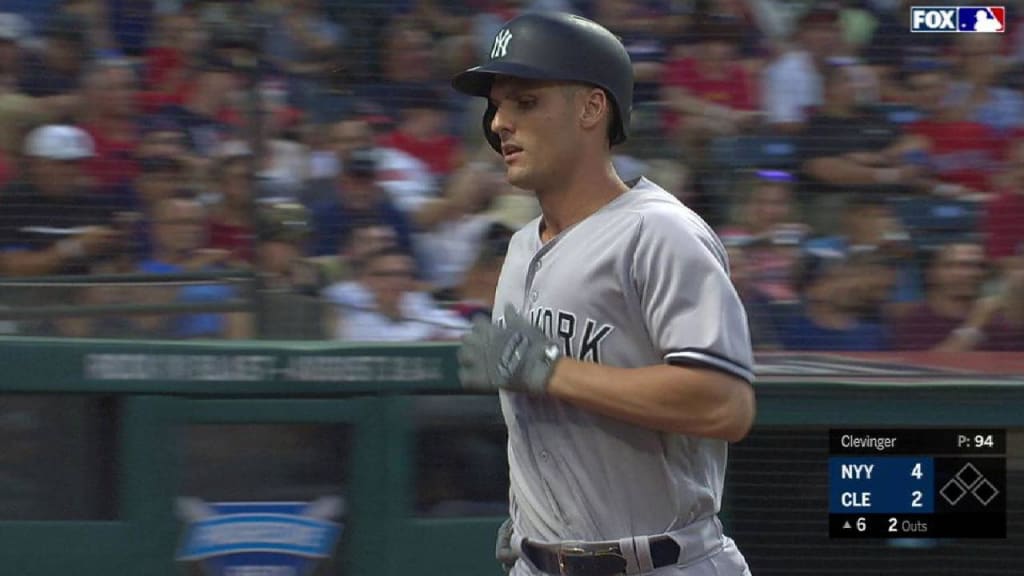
left=503, top=332, right=561, bottom=395
left=541, top=355, right=572, bottom=398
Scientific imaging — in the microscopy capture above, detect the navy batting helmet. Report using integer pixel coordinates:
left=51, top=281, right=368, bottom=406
left=451, top=12, right=634, bottom=153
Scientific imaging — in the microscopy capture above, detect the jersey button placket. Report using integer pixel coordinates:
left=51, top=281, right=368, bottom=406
left=529, top=257, right=542, bottom=304
left=523, top=247, right=548, bottom=310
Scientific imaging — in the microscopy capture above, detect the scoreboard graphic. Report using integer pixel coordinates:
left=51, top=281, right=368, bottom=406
left=828, top=429, right=1006, bottom=538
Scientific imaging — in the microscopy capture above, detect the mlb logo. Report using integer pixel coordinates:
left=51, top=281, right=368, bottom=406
left=957, top=7, right=1005, bottom=32
left=910, top=6, right=1006, bottom=32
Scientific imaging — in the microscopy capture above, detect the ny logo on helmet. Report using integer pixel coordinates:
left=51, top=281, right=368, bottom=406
left=491, top=28, right=512, bottom=59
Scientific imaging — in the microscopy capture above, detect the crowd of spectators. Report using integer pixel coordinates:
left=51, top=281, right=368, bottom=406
left=0, top=0, right=1021, bottom=352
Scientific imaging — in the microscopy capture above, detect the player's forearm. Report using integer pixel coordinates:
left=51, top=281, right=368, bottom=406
left=546, top=360, right=755, bottom=442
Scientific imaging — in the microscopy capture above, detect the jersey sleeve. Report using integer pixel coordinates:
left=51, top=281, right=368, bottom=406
left=631, top=209, right=755, bottom=383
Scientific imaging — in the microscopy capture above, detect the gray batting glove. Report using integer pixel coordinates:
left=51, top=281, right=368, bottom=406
left=495, top=517, right=517, bottom=573
left=457, top=304, right=562, bottom=394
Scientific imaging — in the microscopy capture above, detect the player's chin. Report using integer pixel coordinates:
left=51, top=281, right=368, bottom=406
left=504, top=166, right=530, bottom=187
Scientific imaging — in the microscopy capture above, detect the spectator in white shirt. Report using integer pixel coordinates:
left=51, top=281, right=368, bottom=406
left=323, top=246, right=469, bottom=342
left=761, top=4, right=843, bottom=133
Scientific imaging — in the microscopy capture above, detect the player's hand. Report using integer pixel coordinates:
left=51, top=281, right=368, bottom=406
left=457, top=303, right=561, bottom=395
left=495, top=517, right=517, bottom=573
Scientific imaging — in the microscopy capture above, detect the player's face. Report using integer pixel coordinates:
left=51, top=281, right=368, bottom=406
left=488, top=77, right=581, bottom=190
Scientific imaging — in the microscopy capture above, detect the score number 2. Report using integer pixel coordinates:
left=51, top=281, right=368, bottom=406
left=910, top=463, right=923, bottom=508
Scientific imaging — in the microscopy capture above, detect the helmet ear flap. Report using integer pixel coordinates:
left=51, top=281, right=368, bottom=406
left=482, top=102, right=502, bottom=154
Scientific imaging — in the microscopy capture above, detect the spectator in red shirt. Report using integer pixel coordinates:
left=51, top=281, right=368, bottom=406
left=661, top=15, right=759, bottom=156
left=903, top=62, right=1003, bottom=199
left=379, top=84, right=463, bottom=179
left=140, top=7, right=208, bottom=113
left=80, top=57, right=141, bottom=199
left=889, top=241, right=1006, bottom=350
left=207, top=142, right=255, bottom=265
left=155, top=56, right=241, bottom=159
left=984, top=137, right=1024, bottom=265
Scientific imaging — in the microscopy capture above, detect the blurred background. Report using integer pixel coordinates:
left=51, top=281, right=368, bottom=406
left=0, top=0, right=1019, bottom=350
left=0, top=1, right=1022, bottom=575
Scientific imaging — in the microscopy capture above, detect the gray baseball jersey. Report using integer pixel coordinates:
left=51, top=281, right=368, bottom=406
left=493, top=177, right=755, bottom=544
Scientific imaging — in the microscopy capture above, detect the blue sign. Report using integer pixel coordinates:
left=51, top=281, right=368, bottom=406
left=176, top=497, right=344, bottom=576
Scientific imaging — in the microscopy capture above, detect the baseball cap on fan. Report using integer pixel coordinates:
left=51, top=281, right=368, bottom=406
left=0, top=13, right=28, bottom=44
left=24, top=125, right=95, bottom=160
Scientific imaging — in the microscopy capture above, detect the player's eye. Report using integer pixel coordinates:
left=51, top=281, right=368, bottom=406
left=516, top=97, right=537, bottom=110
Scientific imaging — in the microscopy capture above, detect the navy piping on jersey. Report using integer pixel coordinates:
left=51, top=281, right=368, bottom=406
left=665, top=349, right=755, bottom=383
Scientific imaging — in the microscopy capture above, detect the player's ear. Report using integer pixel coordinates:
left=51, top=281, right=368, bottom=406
left=579, top=87, right=609, bottom=133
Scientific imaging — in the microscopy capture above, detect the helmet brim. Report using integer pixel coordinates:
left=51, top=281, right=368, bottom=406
left=451, top=61, right=560, bottom=97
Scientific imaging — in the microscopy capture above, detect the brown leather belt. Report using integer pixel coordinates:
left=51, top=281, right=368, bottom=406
left=521, top=535, right=680, bottom=576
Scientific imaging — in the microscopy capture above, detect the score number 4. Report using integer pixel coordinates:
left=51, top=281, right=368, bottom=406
left=910, top=463, right=924, bottom=507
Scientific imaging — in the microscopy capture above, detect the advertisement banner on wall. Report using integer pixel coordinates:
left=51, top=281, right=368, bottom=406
left=176, top=496, right=344, bottom=576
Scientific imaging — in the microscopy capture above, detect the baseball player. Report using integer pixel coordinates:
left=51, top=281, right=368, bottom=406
left=453, top=12, right=757, bottom=576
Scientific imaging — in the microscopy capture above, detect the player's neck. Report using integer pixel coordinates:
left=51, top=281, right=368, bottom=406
left=536, top=158, right=628, bottom=242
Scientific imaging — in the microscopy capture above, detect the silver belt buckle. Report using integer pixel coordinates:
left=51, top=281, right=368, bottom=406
left=556, top=543, right=626, bottom=576
left=557, top=545, right=586, bottom=575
